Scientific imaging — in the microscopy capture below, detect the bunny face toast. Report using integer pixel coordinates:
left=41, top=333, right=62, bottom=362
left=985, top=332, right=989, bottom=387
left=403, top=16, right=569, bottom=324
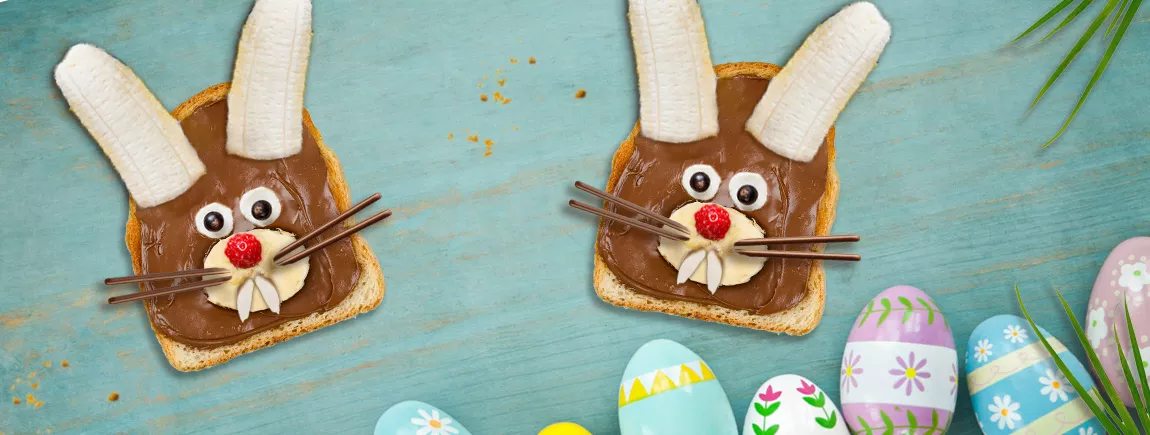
left=590, top=2, right=889, bottom=335
left=55, top=0, right=385, bottom=371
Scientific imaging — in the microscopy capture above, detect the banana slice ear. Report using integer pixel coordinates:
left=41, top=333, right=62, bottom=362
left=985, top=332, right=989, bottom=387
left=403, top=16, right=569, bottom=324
left=227, top=0, right=313, bottom=160
left=55, top=44, right=205, bottom=208
left=628, top=0, right=718, bottom=143
left=745, top=2, right=891, bottom=162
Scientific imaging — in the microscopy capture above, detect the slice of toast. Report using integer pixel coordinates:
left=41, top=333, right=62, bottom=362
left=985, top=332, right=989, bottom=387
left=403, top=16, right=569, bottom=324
left=593, top=62, right=840, bottom=335
left=125, top=83, right=385, bottom=371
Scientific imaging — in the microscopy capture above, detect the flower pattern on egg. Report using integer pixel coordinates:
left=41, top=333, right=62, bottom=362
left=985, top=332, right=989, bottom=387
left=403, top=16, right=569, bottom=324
left=1086, top=307, right=1108, bottom=349
left=889, top=352, right=930, bottom=396
left=411, top=409, right=459, bottom=435
left=988, top=395, right=1022, bottom=430
left=1003, top=324, right=1027, bottom=344
left=1038, top=368, right=1069, bottom=403
left=841, top=350, right=863, bottom=394
left=974, top=339, right=993, bottom=363
left=1119, top=262, right=1148, bottom=293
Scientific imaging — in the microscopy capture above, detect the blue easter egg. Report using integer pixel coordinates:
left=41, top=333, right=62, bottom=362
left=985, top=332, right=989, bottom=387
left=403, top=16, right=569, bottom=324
left=618, top=339, right=738, bottom=435
left=375, top=400, right=471, bottom=435
left=966, top=315, right=1103, bottom=435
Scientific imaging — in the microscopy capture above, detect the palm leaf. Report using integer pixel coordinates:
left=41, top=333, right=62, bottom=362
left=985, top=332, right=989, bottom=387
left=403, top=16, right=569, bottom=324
left=1106, top=0, right=1131, bottom=38
left=1052, top=288, right=1139, bottom=431
left=1015, top=0, right=1079, bottom=41
left=1122, top=297, right=1150, bottom=423
left=1040, top=0, right=1094, bottom=42
left=1042, top=0, right=1141, bottom=147
left=1028, top=0, right=1120, bottom=112
left=1112, top=323, right=1149, bottom=428
left=1016, top=286, right=1124, bottom=433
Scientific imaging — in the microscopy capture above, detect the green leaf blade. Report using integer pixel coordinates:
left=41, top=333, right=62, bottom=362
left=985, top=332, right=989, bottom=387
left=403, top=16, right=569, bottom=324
left=1040, top=0, right=1094, bottom=42
left=1041, top=0, right=1134, bottom=148
left=1029, top=0, right=1120, bottom=114
left=1015, top=0, right=1080, bottom=41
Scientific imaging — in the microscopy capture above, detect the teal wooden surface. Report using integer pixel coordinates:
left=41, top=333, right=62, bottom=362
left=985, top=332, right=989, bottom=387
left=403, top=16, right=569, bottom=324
left=2, top=0, right=1149, bottom=433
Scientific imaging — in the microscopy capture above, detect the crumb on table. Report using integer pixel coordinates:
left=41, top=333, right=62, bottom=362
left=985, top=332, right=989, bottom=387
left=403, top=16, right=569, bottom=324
left=575, top=89, right=587, bottom=99
left=497, top=78, right=506, bottom=87
left=12, top=397, right=19, bottom=405
left=42, top=361, right=50, bottom=368
left=61, top=360, right=69, bottom=367
left=510, top=57, right=518, bottom=64
left=467, top=134, right=478, bottom=142
left=447, top=133, right=454, bottom=140
left=480, top=94, right=488, bottom=102
left=484, top=139, right=494, bottom=157
left=529, top=57, right=536, bottom=64
left=107, top=392, right=119, bottom=402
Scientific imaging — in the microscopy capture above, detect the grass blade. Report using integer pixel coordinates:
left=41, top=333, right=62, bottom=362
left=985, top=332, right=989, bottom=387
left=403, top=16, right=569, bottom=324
left=1107, top=0, right=1131, bottom=38
left=1112, top=324, right=1148, bottom=428
left=1041, top=0, right=1094, bottom=42
left=1015, top=0, right=1080, bottom=41
left=1016, top=286, right=1122, bottom=433
left=1042, top=0, right=1140, bottom=147
left=1052, top=288, right=1138, bottom=431
left=1029, top=0, right=1121, bottom=112
left=1122, top=297, right=1150, bottom=424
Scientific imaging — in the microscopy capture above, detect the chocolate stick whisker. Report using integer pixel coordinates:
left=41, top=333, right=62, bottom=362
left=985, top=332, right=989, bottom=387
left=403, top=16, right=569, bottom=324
left=275, top=209, right=393, bottom=266
left=734, top=249, right=861, bottom=261
left=734, top=235, right=860, bottom=247
left=568, top=200, right=689, bottom=241
left=273, top=193, right=382, bottom=261
left=574, top=181, right=689, bottom=234
left=107, top=276, right=232, bottom=305
left=104, top=268, right=230, bottom=285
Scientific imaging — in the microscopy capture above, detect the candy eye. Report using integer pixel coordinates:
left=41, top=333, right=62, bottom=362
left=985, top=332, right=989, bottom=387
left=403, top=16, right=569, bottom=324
left=729, top=172, right=768, bottom=211
left=195, top=203, right=234, bottom=239
left=240, top=187, right=281, bottom=227
left=681, top=164, right=720, bottom=201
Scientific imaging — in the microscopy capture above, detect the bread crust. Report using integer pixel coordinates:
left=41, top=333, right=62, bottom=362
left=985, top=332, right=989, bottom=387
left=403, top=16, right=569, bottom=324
left=125, top=83, right=385, bottom=371
left=593, top=62, right=839, bottom=335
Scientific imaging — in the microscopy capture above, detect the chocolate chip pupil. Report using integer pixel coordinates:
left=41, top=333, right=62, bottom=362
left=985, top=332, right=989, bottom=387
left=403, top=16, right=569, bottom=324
left=252, top=200, right=272, bottom=220
left=690, top=172, right=710, bottom=192
left=737, top=185, right=758, bottom=205
left=204, top=211, right=224, bottom=232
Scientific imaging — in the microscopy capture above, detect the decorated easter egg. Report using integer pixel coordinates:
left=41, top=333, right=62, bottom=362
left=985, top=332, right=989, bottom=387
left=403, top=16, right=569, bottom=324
left=841, top=285, right=957, bottom=434
left=966, top=314, right=1103, bottom=434
left=538, top=422, right=592, bottom=435
left=1087, top=236, right=1150, bottom=406
left=618, top=339, right=738, bottom=435
left=742, top=374, right=848, bottom=435
left=374, top=400, right=471, bottom=435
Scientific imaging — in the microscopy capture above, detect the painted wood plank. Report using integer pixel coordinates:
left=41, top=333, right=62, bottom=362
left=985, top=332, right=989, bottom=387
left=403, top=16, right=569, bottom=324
left=2, top=0, right=1149, bottom=433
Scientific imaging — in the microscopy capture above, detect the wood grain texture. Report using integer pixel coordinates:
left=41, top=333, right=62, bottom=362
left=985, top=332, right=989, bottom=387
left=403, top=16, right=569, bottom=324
left=2, top=0, right=1149, bottom=433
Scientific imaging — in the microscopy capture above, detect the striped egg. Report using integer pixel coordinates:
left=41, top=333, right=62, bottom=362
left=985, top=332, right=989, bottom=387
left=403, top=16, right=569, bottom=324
left=618, top=339, right=738, bottom=435
left=966, top=314, right=1103, bottom=434
left=841, top=285, right=957, bottom=434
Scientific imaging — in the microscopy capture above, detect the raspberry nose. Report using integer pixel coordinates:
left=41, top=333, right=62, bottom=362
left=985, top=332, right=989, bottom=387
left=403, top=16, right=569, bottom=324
left=694, top=204, right=731, bottom=241
left=224, top=233, right=263, bottom=269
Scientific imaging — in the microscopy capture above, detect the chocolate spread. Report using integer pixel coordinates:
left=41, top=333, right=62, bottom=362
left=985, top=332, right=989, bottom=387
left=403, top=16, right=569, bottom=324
left=597, top=75, right=830, bottom=315
left=134, top=98, right=360, bottom=347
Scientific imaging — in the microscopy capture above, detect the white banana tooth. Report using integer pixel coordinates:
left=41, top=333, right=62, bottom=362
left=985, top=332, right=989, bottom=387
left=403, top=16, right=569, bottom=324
left=54, top=44, right=204, bottom=208
left=629, top=0, right=718, bottom=143
left=253, top=274, right=281, bottom=314
left=237, top=279, right=255, bottom=321
left=706, top=250, right=722, bottom=294
left=745, top=1, right=891, bottom=162
left=677, top=250, right=707, bottom=284
left=227, top=0, right=313, bottom=160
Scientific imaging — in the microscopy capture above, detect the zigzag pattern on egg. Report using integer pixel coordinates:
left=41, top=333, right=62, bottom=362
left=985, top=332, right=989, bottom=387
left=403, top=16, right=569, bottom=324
left=618, top=360, right=716, bottom=407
